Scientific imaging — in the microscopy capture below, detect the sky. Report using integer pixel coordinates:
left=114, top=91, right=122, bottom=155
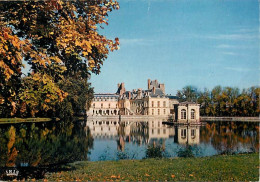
left=91, top=0, right=259, bottom=95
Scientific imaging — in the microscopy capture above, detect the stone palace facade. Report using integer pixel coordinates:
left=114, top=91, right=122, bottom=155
left=87, top=79, right=200, bottom=123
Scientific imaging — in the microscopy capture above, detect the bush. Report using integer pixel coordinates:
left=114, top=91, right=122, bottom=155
left=145, top=145, right=164, bottom=158
left=177, top=145, right=194, bottom=158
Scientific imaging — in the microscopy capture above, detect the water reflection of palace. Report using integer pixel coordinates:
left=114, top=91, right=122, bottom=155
left=86, top=119, right=201, bottom=149
left=175, top=125, right=200, bottom=145
left=87, top=119, right=120, bottom=138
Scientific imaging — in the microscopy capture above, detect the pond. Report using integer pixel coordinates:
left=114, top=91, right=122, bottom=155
left=0, top=118, right=259, bottom=180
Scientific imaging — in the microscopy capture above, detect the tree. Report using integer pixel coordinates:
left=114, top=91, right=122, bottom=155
left=197, top=88, right=211, bottom=116
left=55, top=78, right=94, bottom=118
left=176, top=86, right=198, bottom=102
left=0, top=0, right=119, bottom=117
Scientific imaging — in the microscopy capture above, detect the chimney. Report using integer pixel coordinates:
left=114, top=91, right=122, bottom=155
left=128, top=92, right=131, bottom=99
left=138, top=88, right=142, bottom=99
left=152, top=87, right=155, bottom=94
left=119, top=83, right=126, bottom=95
left=159, top=84, right=165, bottom=94
left=148, top=79, right=151, bottom=90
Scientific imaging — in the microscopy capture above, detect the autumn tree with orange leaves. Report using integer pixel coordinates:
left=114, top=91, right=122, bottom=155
left=0, top=0, right=119, bottom=117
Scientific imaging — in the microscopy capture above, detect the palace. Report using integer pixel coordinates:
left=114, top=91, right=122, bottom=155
left=87, top=79, right=200, bottom=123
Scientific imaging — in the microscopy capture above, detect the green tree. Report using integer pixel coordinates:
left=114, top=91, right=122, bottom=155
left=197, top=88, right=211, bottom=116
left=177, top=86, right=198, bottom=102
left=55, top=78, right=94, bottom=118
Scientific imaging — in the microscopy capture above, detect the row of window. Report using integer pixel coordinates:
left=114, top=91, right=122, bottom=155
left=181, top=109, right=196, bottom=119
left=151, top=101, right=166, bottom=107
left=92, top=103, right=118, bottom=108
left=92, top=109, right=119, bottom=115
left=94, top=98, right=118, bottom=101
left=181, top=129, right=196, bottom=138
left=151, top=128, right=167, bottom=135
left=151, top=109, right=167, bottom=115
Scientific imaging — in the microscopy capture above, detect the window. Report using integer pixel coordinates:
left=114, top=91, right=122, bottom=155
left=152, top=109, right=154, bottom=115
left=108, top=103, right=111, bottom=108
left=163, top=109, right=166, bottom=115
left=181, top=129, right=186, bottom=138
left=152, top=101, right=154, bottom=107
left=116, top=104, right=118, bottom=108
left=158, top=129, right=160, bottom=134
left=101, top=103, right=103, bottom=108
left=163, top=101, right=166, bottom=107
left=158, top=121, right=160, bottom=127
left=191, top=109, right=195, bottom=119
left=191, top=129, right=196, bottom=138
left=93, top=103, right=95, bottom=108
left=181, top=109, right=186, bottom=119
left=163, top=129, right=166, bottom=134
left=157, top=101, right=160, bottom=107
left=158, top=109, right=160, bottom=115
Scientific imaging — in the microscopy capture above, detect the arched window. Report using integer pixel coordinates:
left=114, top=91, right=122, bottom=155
left=191, top=109, right=195, bottom=119
left=181, top=109, right=186, bottom=119
left=181, top=129, right=186, bottom=138
left=191, top=129, right=196, bottom=139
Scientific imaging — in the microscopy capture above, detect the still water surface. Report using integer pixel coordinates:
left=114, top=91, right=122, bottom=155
left=87, top=119, right=259, bottom=160
left=0, top=118, right=258, bottom=178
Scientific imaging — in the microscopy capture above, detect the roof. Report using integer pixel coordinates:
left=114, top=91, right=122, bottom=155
left=94, top=93, right=119, bottom=97
left=165, top=95, right=178, bottom=99
left=179, top=101, right=200, bottom=106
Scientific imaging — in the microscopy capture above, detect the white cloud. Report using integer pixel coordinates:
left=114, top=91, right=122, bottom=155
left=215, top=44, right=257, bottom=49
left=235, top=28, right=259, bottom=33
left=224, top=67, right=252, bottom=72
left=204, top=33, right=258, bottom=40
left=216, top=44, right=235, bottom=49
left=222, top=51, right=238, bottom=56
left=120, top=38, right=154, bottom=46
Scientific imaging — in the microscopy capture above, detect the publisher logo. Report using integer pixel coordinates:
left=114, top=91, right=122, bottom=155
left=5, top=169, right=19, bottom=177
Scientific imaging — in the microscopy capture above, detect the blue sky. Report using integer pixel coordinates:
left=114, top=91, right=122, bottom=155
left=91, top=0, right=259, bottom=95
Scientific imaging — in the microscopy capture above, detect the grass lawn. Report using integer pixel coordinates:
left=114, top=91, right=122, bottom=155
left=0, top=118, right=52, bottom=124
left=45, top=153, right=259, bottom=181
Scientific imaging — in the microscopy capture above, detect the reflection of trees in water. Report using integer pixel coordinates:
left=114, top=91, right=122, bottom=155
left=0, top=120, right=93, bottom=167
left=200, top=122, right=259, bottom=154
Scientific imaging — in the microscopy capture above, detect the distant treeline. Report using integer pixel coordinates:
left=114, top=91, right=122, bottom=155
left=177, top=86, right=259, bottom=117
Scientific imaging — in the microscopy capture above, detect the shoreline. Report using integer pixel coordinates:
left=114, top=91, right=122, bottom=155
left=0, top=118, right=54, bottom=124
left=0, top=116, right=259, bottom=124
left=87, top=115, right=260, bottom=122
left=200, top=116, right=260, bottom=122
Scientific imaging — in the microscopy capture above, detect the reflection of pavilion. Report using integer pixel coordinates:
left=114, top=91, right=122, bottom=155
left=174, top=125, right=200, bottom=145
